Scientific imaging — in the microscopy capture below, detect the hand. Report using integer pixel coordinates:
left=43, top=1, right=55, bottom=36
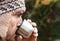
left=17, top=19, right=38, bottom=41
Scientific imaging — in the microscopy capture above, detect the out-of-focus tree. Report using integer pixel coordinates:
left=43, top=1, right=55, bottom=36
left=22, top=0, right=60, bottom=41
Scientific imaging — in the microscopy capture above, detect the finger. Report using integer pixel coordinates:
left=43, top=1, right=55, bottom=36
left=34, top=27, right=38, bottom=33
left=33, top=28, right=38, bottom=37
left=30, top=28, right=38, bottom=41
left=33, top=33, right=38, bottom=37
left=31, top=22, right=37, bottom=27
left=27, top=19, right=37, bottom=27
left=17, top=36, right=22, bottom=41
left=27, top=19, right=32, bottom=23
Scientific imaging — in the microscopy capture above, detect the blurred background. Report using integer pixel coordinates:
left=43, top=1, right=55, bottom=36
left=22, top=0, right=60, bottom=41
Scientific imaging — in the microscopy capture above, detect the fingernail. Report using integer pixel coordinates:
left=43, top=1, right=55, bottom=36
left=19, top=36, right=22, bottom=39
left=33, top=33, right=38, bottom=37
left=27, top=19, right=32, bottom=23
left=32, top=22, right=37, bottom=27
left=34, top=28, right=38, bottom=33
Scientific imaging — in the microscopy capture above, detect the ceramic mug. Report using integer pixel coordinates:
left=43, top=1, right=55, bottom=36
left=17, top=19, right=34, bottom=38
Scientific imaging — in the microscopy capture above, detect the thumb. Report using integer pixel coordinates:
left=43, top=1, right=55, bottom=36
left=17, top=36, right=23, bottom=41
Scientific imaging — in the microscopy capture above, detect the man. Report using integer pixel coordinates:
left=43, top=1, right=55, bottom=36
left=6, top=7, right=38, bottom=41
left=2, top=0, right=38, bottom=41
left=6, top=10, right=38, bottom=41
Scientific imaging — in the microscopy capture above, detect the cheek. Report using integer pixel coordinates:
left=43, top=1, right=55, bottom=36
left=17, top=16, right=22, bottom=26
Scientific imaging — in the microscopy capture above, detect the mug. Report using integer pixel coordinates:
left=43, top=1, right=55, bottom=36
left=17, top=19, right=34, bottom=38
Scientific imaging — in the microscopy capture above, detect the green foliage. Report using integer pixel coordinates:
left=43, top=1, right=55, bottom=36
left=22, top=0, right=60, bottom=41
